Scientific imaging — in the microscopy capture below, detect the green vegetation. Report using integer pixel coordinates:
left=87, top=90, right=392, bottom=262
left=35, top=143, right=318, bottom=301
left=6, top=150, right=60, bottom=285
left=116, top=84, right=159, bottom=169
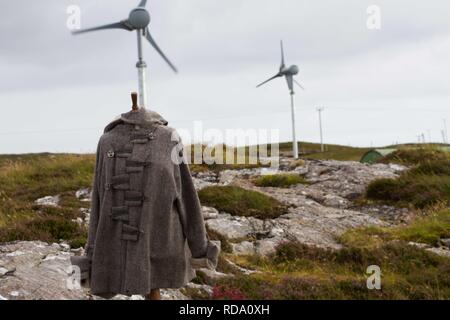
left=377, top=146, right=450, bottom=165
left=186, top=142, right=375, bottom=172
left=198, top=186, right=287, bottom=219
left=0, top=154, right=92, bottom=246
left=366, top=148, right=450, bottom=208
left=185, top=144, right=269, bottom=174
left=300, top=143, right=371, bottom=161
left=212, top=242, right=450, bottom=299
left=206, top=225, right=233, bottom=253
left=253, top=174, right=307, bottom=188
left=0, top=216, right=86, bottom=248
left=210, top=210, right=450, bottom=300
left=340, top=209, right=450, bottom=247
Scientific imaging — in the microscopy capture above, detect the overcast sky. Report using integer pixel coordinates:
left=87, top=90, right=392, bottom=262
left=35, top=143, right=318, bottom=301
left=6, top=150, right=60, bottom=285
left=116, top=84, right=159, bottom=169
left=0, top=0, right=449, bottom=153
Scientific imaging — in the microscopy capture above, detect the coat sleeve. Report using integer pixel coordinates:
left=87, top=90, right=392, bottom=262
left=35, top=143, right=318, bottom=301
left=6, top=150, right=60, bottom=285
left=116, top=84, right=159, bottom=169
left=85, top=140, right=103, bottom=260
left=175, top=158, right=220, bottom=270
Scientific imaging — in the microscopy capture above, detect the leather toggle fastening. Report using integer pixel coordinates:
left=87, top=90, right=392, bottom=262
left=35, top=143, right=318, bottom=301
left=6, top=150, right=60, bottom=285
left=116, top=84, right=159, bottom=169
left=125, top=159, right=151, bottom=173
left=126, top=160, right=151, bottom=167
left=121, top=224, right=142, bottom=241
left=116, top=147, right=134, bottom=158
left=124, top=190, right=144, bottom=207
left=110, top=174, right=130, bottom=190
left=111, top=206, right=129, bottom=222
left=130, top=131, right=157, bottom=144
left=124, top=190, right=144, bottom=201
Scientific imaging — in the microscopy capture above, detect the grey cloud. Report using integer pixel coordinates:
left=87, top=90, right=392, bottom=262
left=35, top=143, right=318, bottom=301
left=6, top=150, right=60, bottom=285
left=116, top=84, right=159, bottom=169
left=0, top=0, right=449, bottom=153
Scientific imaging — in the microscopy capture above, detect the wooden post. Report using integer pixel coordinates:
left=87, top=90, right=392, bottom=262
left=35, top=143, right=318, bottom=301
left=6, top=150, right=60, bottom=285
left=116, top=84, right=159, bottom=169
left=131, top=92, right=139, bottom=111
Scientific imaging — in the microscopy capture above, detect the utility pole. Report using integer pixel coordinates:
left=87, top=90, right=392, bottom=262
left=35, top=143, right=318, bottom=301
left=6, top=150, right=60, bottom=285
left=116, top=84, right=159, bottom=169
left=290, top=92, right=299, bottom=159
left=444, top=119, right=448, bottom=144
left=317, top=107, right=324, bottom=152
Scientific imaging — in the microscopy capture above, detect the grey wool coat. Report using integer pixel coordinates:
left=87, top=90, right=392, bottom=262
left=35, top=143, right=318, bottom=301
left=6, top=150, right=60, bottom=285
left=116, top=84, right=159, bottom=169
left=72, top=108, right=219, bottom=296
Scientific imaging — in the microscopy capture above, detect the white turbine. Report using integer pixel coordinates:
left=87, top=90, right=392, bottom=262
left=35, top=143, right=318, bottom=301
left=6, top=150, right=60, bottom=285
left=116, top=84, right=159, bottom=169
left=257, top=41, right=304, bottom=159
left=71, top=0, right=177, bottom=109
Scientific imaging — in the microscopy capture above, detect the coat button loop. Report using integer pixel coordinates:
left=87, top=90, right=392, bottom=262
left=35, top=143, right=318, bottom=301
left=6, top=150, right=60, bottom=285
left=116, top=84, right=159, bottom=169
left=107, top=150, right=115, bottom=158
left=148, top=133, right=155, bottom=140
left=105, top=183, right=111, bottom=191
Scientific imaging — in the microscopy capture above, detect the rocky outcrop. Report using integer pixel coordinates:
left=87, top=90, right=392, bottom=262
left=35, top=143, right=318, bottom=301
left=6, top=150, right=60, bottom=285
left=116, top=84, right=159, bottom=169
left=0, top=158, right=423, bottom=300
left=0, top=241, right=210, bottom=300
left=0, top=241, right=86, bottom=300
left=199, top=159, right=405, bottom=254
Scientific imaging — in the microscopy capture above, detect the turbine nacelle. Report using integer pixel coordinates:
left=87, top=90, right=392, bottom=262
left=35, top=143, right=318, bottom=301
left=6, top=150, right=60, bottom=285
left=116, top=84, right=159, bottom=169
left=280, top=65, right=299, bottom=76
left=128, top=7, right=150, bottom=30
left=256, top=41, right=304, bottom=93
left=288, top=65, right=299, bottom=75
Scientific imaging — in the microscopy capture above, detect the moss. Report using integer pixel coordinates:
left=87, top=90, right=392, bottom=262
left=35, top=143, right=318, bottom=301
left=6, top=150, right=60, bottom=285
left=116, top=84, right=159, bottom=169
left=68, top=236, right=87, bottom=249
left=198, top=186, right=287, bottom=219
left=252, top=174, right=307, bottom=188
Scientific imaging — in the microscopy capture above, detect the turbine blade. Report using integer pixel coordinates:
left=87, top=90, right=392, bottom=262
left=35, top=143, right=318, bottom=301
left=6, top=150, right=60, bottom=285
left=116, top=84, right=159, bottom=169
left=285, top=75, right=294, bottom=93
left=72, top=20, right=132, bottom=35
left=138, top=0, right=148, bottom=7
left=293, top=79, right=305, bottom=90
left=145, top=28, right=178, bottom=73
left=256, top=74, right=281, bottom=88
left=280, top=40, right=285, bottom=68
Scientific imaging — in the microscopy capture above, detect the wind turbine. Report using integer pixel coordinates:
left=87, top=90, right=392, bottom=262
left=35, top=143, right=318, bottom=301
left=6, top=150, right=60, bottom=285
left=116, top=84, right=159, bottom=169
left=257, top=41, right=304, bottom=159
left=71, top=0, right=177, bottom=109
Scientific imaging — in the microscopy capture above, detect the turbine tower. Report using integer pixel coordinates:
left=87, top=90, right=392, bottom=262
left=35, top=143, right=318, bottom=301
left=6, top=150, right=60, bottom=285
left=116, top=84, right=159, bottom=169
left=257, top=41, right=304, bottom=159
left=71, top=0, right=177, bottom=109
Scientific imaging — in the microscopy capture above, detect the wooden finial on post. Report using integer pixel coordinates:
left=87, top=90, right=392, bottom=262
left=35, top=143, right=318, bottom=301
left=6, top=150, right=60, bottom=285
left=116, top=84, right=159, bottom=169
left=131, top=92, right=139, bottom=111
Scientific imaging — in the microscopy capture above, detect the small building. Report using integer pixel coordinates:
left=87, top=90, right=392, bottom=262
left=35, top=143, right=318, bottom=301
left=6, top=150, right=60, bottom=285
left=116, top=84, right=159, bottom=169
left=360, top=149, right=397, bottom=164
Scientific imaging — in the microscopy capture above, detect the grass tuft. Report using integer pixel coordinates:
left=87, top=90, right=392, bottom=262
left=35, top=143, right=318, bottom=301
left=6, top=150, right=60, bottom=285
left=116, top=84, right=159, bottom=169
left=340, top=209, right=450, bottom=247
left=198, top=186, right=287, bottom=219
left=367, top=148, right=450, bottom=208
left=253, top=174, right=307, bottom=188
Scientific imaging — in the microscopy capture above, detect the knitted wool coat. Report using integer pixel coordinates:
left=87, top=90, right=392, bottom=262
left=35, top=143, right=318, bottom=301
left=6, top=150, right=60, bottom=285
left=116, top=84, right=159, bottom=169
left=74, top=108, right=219, bottom=296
